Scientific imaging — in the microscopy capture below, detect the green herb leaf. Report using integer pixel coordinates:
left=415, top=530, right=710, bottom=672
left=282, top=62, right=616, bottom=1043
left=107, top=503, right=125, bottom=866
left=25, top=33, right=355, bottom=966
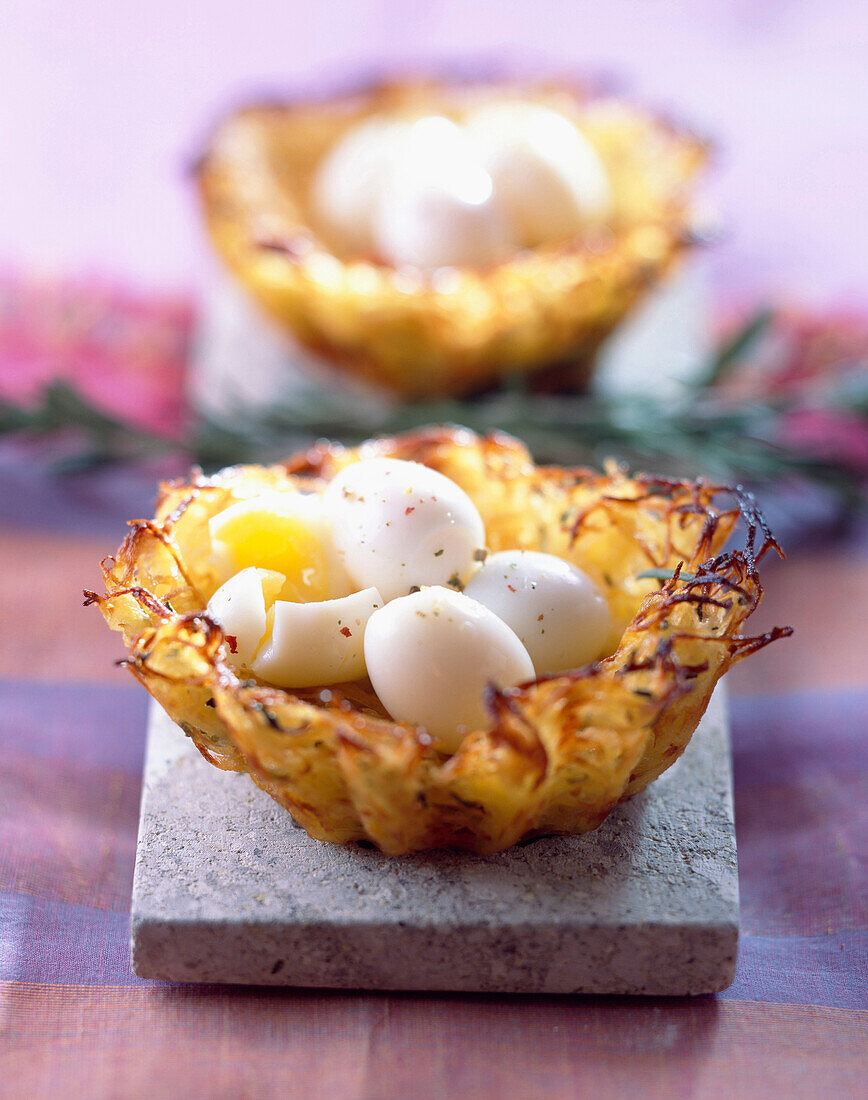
left=693, top=306, right=775, bottom=388
left=637, top=568, right=697, bottom=583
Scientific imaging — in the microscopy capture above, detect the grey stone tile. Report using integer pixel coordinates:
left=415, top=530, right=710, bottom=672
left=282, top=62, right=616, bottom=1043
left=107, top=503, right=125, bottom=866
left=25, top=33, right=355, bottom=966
left=132, top=687, right=737, bottom=994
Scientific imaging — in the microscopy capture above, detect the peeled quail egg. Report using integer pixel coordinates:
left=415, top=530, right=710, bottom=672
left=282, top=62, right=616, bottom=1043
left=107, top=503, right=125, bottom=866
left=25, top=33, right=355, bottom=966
left=465, top=101, right=611, bottom=247
left=324, top=457, right=487, bottom=602
left=252, top=587, right=383, bottom=689
left=312, top=116, right=411, bottom=255
left=373, top=116, right=512, bottom=270
left=209, top=491, right=353, bottom=603
left=364, top=586, right=535, bottom=752
left=463, top=549, right=612, bottom=674
left=206, top=566, right=285, bottom=667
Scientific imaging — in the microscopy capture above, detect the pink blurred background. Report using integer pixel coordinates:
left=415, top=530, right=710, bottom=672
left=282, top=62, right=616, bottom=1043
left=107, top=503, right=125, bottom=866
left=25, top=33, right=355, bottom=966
left=2, top=1, right=866, bottom=304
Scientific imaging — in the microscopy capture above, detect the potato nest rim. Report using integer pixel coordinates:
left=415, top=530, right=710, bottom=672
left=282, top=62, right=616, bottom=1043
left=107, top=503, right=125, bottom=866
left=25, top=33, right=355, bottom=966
left=195, top=75, right=709, bottom=396
left=86, top=427, right=790, bottom=854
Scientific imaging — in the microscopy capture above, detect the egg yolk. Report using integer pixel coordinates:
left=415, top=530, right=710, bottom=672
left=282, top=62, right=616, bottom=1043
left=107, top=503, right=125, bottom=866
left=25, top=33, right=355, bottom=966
left=214, top=510, right=331, bottom=603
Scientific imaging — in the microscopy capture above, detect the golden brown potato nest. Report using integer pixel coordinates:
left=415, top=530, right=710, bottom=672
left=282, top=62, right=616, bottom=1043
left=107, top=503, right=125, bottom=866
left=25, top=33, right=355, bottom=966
left=196, top=76, right=708, bottom=397
left=87, top=428, right=790, bottom=854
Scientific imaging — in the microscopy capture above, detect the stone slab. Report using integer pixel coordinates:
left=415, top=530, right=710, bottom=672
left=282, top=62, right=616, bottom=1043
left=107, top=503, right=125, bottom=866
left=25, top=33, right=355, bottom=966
left=130, top=686, right=738, bottom=994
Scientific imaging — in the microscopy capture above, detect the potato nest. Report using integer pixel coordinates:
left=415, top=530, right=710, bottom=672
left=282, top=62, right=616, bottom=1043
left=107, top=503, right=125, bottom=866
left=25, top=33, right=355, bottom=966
left=87, top=427, right=790, bottom=854
left=196, top=76, right=708, bottom=397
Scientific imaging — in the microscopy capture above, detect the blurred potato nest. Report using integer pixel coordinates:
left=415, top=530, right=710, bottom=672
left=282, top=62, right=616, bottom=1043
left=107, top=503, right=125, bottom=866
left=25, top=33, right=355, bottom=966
left=87, top=428, right=789, bottom=855
left=196, top=76, right=709, bottom=396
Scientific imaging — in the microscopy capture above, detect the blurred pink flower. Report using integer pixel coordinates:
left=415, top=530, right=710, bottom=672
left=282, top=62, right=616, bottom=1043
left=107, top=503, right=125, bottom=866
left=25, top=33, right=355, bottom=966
left=0, top=271, right=193, bottom=433
left=778, top=408, right=868, bottom=474
left=717, top=307, right=868, bottom=399
left=716, top=307, right=868, bottom=478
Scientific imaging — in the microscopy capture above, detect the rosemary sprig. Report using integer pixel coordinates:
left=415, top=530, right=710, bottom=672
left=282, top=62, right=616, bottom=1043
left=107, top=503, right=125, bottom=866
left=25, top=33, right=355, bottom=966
left=0, top=380, right=172, bottom=467
left=692, top=306, right=775, bottom=388
left=1, top=312, right=865, bottom=507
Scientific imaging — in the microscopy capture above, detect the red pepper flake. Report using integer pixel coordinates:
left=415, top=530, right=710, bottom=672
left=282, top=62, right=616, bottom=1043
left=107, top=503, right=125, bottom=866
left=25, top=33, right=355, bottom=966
left=225, top=634, right=238, bottom=653
left=405, top=506, right=415, bottom=515
left=340, top=626, right=353, bottom=638
left=507, top=584, right=516, bottom=593
left=537, top=614, right=544, bottom=621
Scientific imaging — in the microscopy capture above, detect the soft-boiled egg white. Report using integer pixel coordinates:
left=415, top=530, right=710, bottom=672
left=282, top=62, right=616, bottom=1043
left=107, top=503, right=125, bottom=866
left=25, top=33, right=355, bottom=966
left=206, top=566, right=285, bottom=668
left=206, top=563, right=382, bottom=689
left=465, top=101, right=612, bottom=248
left=253, top=587, right=383, bottom=689
left=463, top=550, right=612, bottom=674
left=209, top=491, right=353, bottom=603
left=324, top=457, right=487, bottom=602
left=372, top=116, right=512, bottom=270
left=312, top=116, right=411, bottom=256
left=364, top=586, right=535, bottom=752
left=311, top=102, right=612, bottom=269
